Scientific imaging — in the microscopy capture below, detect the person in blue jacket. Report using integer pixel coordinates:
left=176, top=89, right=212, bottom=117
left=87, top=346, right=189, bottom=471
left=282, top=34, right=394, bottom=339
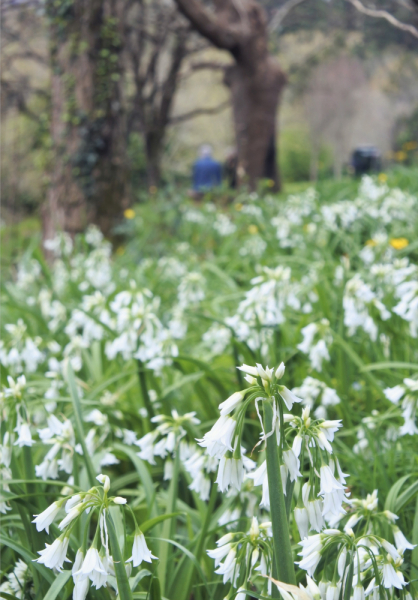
left=191, top=145, right=222, bottom=196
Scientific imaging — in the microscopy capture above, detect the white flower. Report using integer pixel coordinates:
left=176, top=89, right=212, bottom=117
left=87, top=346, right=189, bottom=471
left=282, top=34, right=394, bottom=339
left=283, top=449, right=301, bottom=481
left=216, top=456, right=244, bottom=492
left=294, top=507, right=309, bottom=539
left=298, top=534, right=323, bottom=576
left=32, top=501, right=61, bottom=533
left=344, top=514, right=361, bottom=532
left=278, top=386, right=303, bottom=411
left=325, top=584, right=339, bottom=600
left=72, top=550, right=89, bottom=600
left=382, top=563, right=405, bottom=589
left=319, top=465, right=344, bottom=495
left=305, top=576, right=322, bottom=600
left=219, top=392, right=245, bottom=416
left=85, top=409, right=108, bottom=426
left=197, top=416, right=237, bottom=456
left=393, top=526, right=416, bottom=551
left=66, top=494, right=82, bottom=512
left=127, top=532, right=157, bottom=567
left=292, top=434, right=303, bottom=458
left=135, top=431, right=158, bottom=465
left=96, top=474, right=110, bottom=493
left=383, top=385, right=405, bottom=404
left=236, top=587, right=247, bottom=600
left=256, top=364, right=274, bottom=382
left=353, top=585, right=365, bottom=600
left=113, top=496, right=127, bottom=505
left=248, top=460, right=270, bottom=509
left=275, top=362, right=285, bottom=379
left=306, top=500, right=325, bottom=532
left=249, top=516, right=259, bottom=539
left=74, top=547, right=107, bottom=589
left=58, top=505, right=83, bottom=530
left=237, top=364, right=259, bottom=377
left=207, top=543, right=232, bottom=566
left=215, top=547, right=239, bottom=585
left=35, top=536, right=70, bottom=571
left=14, top=422, right=33, bottom=447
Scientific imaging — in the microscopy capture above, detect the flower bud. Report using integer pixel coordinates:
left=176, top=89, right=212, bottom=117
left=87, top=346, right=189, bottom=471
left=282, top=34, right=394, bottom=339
left=113, top=496, right=127, bottom=504
left=275, top=362, right=285, bottom=379
left=96, top=474, right=110, bottom=493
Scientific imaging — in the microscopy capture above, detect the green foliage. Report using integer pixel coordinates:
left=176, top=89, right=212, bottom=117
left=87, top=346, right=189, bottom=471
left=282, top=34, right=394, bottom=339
left=1, top=174, right=418, bottom=599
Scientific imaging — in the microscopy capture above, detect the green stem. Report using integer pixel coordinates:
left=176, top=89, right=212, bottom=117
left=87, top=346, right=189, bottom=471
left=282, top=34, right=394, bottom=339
left=158, top=448, right=180, bottom=595
left=66, top=363, right=96, bottom=486
left=137, top=360, right=155, bottom=421
left=172, top=480, right=218, bottom=600
left=106, top=511, right=134, bottom=600
left=264, top=400, right=296, bottom=585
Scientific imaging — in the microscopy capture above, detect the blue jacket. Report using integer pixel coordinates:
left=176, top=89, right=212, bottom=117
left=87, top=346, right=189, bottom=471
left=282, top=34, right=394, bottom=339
left=192, top=157, right=222, bottom=191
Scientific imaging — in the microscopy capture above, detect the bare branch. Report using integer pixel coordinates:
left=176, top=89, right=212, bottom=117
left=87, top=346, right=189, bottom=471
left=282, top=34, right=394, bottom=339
left=345, top=0, right=418, bottom=38
left=269, top=0, right=310, bottom=31
left=169, top=99, right=230, bottom=124
left=189, top=60, right=229, bottom=71
left=173, top=0, right=241, bottom=49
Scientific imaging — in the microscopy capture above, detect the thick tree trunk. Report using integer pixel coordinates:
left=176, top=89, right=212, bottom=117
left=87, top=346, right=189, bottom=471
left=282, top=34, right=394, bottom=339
left=225, top=59, right=285, bottom=190
left=145, top=132, right=163, bottom=188
left=173, top=0, right=286, bottom=191
left=43, top=0, right=128, bottom=243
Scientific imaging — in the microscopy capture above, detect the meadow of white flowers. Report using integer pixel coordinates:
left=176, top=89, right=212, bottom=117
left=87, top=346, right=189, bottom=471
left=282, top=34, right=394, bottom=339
left=1, top=176, right=417, bottom=600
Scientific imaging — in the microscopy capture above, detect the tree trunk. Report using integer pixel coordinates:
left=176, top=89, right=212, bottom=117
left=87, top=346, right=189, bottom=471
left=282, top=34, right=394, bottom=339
left=43, top=0, right=128, bottom=243
left=145, top=132, right=163, bottom=188
left=225, top=59, right=285, bottom=191
left=173, top=0, right=286, bottom=191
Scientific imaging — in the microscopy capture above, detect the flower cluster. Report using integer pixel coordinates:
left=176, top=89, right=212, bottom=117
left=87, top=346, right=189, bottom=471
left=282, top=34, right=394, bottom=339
left=136, top=409, right=200, bottom=479
left=32, top=474, right=156, bottom=599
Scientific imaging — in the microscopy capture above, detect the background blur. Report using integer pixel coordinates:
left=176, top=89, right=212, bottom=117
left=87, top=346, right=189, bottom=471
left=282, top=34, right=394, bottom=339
left=1, top=0, right=418, bottom=231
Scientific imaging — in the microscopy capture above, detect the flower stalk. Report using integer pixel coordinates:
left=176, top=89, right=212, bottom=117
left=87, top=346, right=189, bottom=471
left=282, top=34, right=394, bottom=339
left=264, top=400, right=296, bottom=585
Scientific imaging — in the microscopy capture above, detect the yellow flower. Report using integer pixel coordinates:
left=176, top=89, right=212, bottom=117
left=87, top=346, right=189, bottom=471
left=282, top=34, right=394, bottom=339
left=235, top=203, right=243, bottom=211
left=248, top=224, right=258, bottom=235
left=390, top=238, right=409, bottom=250
left=395, top=151, right=407, bottom=162
left=366, top=239, right=377, bottom=247
left=116, top=246, right=125, bottom=256
left=266, top=179, right=275, bottom=188
left=149, top=186, right=158, bottom=194
left=403, top=141, right=417, bottom=151
left=377, top=173, right=387, bottom=183
left=124, top=208, right=135, bottom=220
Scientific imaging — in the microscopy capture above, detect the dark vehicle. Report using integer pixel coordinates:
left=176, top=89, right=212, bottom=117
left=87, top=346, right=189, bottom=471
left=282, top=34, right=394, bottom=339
left=351, top=146, right=381, bottom=176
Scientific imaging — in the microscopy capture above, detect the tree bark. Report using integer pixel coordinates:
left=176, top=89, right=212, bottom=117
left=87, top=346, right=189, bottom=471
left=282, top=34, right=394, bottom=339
left=43, top=0, right=128, bottom=243
left=173, top=0, right=286, bottom=190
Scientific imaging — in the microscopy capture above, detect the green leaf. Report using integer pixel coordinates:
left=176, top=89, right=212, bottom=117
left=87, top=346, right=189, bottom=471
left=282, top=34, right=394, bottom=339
left=0, top=534, right=54, bottom=584
left=43, top=570, right=72, bottom=600
left=141, top=512, right=183, bottom=534
left=106, top=511, right=134, bottom=600
left=332, top=333, right=382, bottom=392
left=112, top=444, right=157, bottom=518
left=129, top=569, right=152, bottom=592
left=66, top=362, right=96, bottom=486
left=264, top=400, right=296, bottom=586
left=0, top=592, right=21, bottom=600
left=395, top=479, right=418, bottom=513
left=384, top=475, right=412, bottom=513
left=360, top=361, right=418, bottom=372
left=157, top=450, right=180, bottom=595
left=149, top=537, right=209, bottom=590
left=159, top=371, right=205, bottom=401
left=343, top=556, right=354, bottom=600
left=149, top=575, right=161, bottom=600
